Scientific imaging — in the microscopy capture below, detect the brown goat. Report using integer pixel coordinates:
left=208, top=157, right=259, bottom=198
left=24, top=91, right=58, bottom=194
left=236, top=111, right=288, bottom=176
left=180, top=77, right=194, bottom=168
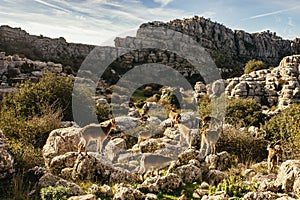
left=267, top=143, right=282, bottom=172
left=78, top=119, right=117, bottom=155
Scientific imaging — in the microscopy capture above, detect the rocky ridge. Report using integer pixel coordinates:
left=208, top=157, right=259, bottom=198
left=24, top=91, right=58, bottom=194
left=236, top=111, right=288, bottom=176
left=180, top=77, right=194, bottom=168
left=137, top=17, right=300, bottom=74
left=0, top=25, right=94, bottom=71
left=2, top=16, right=300, bottom=79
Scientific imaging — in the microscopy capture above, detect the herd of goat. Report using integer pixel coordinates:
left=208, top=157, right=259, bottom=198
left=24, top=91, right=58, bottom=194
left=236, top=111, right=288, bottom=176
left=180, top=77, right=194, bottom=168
left=76, top=106, right=282, bottom=176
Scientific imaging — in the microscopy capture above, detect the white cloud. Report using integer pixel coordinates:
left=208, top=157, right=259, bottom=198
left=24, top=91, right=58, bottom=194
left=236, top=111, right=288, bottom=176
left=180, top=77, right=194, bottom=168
left=0, top=0, right=193, bottom=45
left=245, top=5, right=300, bottom=20
left=153, top=0, right=174, bottom=7
left=33, top=0, right=71, bottom=13
left=288, top=17, right=294, bottom=26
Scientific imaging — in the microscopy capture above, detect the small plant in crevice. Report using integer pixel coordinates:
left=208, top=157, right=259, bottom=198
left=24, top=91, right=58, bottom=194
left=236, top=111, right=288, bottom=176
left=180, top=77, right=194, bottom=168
left=208, top=176, right=259, bottom=199
left=40, top=186, right=70, bottom=200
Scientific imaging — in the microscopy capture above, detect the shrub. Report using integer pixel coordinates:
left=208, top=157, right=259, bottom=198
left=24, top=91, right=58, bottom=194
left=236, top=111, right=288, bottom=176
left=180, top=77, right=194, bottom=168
left=0, top=104, right=62, bottom=148
left=95, top=104, right=111, bottom=123
left=264, top=103, right=300, bottom=159
left=244, top=59, right=267, bottom=74
left=199, top=97, right=265, bottom=127
left=208, top=176, right=258, bottom=198
left=40, top=186, right=70, bottom=200
left=3, top=72, right=73, bottom=120
left=218, top=126, right=268, bottom=163
left=197, top=95, right=212, bottom=118
left=226, top=98, right=266, bottom=127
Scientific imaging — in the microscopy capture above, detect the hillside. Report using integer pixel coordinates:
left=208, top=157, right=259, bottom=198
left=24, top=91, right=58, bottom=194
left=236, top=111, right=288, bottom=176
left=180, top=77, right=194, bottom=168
left=1, top=16, right=300, bottom=78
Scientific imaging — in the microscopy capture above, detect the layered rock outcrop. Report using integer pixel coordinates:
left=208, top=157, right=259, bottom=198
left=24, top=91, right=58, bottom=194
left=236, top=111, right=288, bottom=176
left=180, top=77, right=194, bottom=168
left=2, top=16, right=300, bottom=81
left=223, top=55, right=300, bottom=109
left=0, top=25, right=94, bottom=71
left=137, top=17, right=300, bottom=72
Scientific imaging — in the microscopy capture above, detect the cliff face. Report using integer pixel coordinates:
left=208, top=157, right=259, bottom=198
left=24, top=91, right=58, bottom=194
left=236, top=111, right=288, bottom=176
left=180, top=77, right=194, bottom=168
left=135, top=16, right=300, bottom=76
left=1, top=16, right=300, bottom=79
left=0, top=25, right=95, bottom=71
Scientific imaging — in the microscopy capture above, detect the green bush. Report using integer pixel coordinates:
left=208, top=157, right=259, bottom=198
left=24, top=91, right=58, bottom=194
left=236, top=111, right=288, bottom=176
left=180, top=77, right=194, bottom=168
left=264, top=104, right=300, bottom=158
left=0, top=104, right=61, bottom=148
left=209, top=176, right=258, bottom=198
left=218, top=126, right=268, bottom=163
left=226, top=98, right=265, bottom=127
left=0, top=73, right=67, bottom=170
left=3, top=73, right=73, bottom=120
left=244, top=59, right=267, bottom=74
left=95, top=104, right=111, bottom=122
left=40, top=186, right=70, bottom=200
left=198, top=97, right=265, bottom=127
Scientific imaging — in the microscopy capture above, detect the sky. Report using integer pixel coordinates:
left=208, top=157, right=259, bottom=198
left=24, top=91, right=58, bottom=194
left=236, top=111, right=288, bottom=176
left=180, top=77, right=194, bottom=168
left=1, top=0, right=300, bottom=45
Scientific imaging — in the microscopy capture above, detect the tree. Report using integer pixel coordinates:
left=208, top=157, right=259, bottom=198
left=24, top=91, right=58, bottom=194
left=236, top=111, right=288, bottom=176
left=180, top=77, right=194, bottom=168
left=244, top=59, right=267, bottom=74
left=264, top=104, right=300, bottom=158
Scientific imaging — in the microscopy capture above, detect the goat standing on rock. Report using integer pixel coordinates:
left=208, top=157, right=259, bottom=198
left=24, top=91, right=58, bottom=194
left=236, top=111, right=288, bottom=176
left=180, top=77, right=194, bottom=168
left=78, top=119, right=117, bottom=155
left=267, top=142, right=282, bottom=173
left=200, top=116, right=222, bottom=156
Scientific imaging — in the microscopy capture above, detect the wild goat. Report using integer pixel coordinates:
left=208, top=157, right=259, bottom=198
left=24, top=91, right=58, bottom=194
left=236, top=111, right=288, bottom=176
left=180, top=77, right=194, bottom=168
left=78, top=119, right=117, bottom=155
left=200, top=127, right=222, bottom=156
left=137, top=126, right=152, bottom=147
left=267, top=142, right=282, bottom=173
left=138, top=153, right=173, bottom=180
left=169, top=110, right=181, bottom=127
left=177, top=123, right=193, bottom=149
left=202, top=116, right=221, bottom=129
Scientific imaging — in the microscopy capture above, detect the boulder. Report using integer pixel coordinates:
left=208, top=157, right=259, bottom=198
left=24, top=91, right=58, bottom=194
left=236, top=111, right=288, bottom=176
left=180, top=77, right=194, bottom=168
left=38, top=173, right=84, bottom=196
left=173, top=164, right=202, bottom=183
left=43, top=127, right=82, bottom=167
left=67, top=194, right=96, bottom=200
left=139, top=173, right=183, bottom=193
left=205, top=170, right=227, bottom=185
left=205, top=151, right=234, bottom=171
left=0, top=129, right=14, bottom=179
left=113, top=183, right=145, bottom=200
left=243, top=191, right=290, bottom=200
left=104, top=138, right=127, bottom=162
left=71, top=153, right=138, bottom=184
left=88, top=184, right=113, bottom=198
left=139, top=138, right=166, bottom=153
left=201, top=191, right=229, bottom=200
left=274, top=160, right=300, bottom=196
left=178, top=148, right=204, bottom=164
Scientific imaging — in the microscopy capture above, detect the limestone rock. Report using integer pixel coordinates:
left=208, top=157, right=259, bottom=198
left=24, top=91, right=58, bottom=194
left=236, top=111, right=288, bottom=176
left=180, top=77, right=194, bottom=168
left=205, top=151, right=233, bottom=171
left=113, top=184, right=145, bottom=200
left=243, top=191, right=290, bottom=200
left=206, top=170, right=227, bottom=186
left=67, top=194, right=96, bottom=200
left=104, top=138, right=127, bottom=162
left=225, top=55, right=300, bottom=110
left=139, top=173, right=183, bottom=193
left=178, top=148, right=204, bottom=164
left=173, top=164, right=202, bottom=183
left=88, top=184, right=113, bottom=198
left=201, top=191, right=229, bottom=200
left=0, top=129, right=14, bottom=180
left=38, top=173, right=84, bottom=196
left=42, top=127, right=81, bottom=167
left=274, top=160, right=300, bottom=196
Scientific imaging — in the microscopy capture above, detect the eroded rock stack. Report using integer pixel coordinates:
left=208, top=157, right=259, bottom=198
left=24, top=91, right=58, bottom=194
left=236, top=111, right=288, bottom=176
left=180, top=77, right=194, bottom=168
left=224, top=55, right=300, bottom=110
left=138, top=17, right=300, bottom=71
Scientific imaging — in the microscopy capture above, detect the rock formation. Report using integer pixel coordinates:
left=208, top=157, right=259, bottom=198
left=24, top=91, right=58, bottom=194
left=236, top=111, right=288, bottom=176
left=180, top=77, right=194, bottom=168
left=139, top=17, right=300, bottom=72
left=222, top=55, right=300, bottom=110
left=2, top=16, right=300, bottom=81
left=0, top=129, right=14, bottom=180
left=0, top=25, right=94, bottom=71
